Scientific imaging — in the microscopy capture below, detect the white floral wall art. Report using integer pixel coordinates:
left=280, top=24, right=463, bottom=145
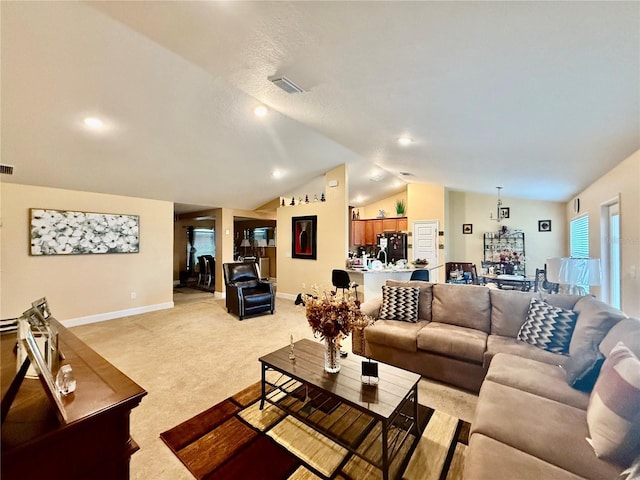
left=30, top=209, right=140, bottom=255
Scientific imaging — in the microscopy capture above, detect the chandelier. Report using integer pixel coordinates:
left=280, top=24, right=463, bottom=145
left=490, top=187, right=507, bottom=222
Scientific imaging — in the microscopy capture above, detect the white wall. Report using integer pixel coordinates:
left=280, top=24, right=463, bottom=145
left=1, top=183, right=174, bottom=324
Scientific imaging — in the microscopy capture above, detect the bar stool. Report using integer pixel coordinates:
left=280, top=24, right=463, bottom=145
left=331, top=269, right=359, bottom=300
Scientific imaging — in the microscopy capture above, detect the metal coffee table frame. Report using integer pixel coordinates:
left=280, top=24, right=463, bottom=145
left=259, top=339, right=421, bottom=480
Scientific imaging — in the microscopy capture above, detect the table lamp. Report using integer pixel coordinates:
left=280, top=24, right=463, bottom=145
left=546, top=257, right=601, bottom=295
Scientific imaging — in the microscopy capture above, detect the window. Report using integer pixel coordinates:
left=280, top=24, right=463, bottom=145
left=187, top=228, right=215, bottom=271
left=570, top=216, right=589, bottom=258
left=570, top=215, right=590, bottom=292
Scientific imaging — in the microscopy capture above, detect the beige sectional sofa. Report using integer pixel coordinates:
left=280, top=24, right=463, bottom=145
left=352, top=281, right=640, bottom=479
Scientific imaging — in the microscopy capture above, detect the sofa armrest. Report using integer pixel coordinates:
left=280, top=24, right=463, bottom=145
left=360, top=297, right=383, bottom=319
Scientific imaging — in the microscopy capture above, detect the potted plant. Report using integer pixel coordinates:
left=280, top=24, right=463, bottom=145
left=395, top=199, right=406, bottom=216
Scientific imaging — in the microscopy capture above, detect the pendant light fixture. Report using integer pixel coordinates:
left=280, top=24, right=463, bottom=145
left=490, top=187, right=507, bottom=222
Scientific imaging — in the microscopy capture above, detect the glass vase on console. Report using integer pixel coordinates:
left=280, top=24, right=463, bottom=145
left=324, top=337, right=340, bottom=373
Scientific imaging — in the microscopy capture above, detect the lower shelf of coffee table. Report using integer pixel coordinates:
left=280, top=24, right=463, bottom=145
left=262, top=370, right=419, bottom=477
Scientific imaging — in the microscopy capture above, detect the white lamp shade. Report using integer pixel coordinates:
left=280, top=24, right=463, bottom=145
left=257, top=239, right=268, bottom=247
left=240, top=239, right=250, bottom=247
left=546, top=257, right=563, bottom=284
left=547, top=257, right=601, bottom=286
left=268, top=239, right=276, bottom=247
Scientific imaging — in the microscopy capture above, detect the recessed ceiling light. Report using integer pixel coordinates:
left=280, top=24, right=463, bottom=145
left=369, top=171, right=385, bottom=182
left=254, top=105, right=268, bottom=117
left=271, top=170, right=283, bottom=178
left=398, top=136, right=413, bottom=146
left=83, top=117, right=104, bottom=129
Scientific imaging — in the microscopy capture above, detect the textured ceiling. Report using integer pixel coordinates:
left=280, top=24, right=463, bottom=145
left=2, top=1, right=639, bottom=213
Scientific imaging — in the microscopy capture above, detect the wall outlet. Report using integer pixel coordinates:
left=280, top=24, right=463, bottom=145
left=130, top=292, right=136, bottom=300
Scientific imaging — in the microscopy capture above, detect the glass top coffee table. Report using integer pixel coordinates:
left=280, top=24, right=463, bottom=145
left=259, top=339, right=421, bottom=480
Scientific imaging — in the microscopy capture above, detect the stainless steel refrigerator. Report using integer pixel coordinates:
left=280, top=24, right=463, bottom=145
left=376, top=232, right=408, bottom=264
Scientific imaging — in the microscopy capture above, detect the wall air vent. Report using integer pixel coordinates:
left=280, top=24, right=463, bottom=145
left=0, top=164, right=14, bottom=175
left=268, top=76, right=305, bottom=94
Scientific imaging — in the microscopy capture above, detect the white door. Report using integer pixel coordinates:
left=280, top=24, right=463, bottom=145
left=413, top=220, right=439, bottom=267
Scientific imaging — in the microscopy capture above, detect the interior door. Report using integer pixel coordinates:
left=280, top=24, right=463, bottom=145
left=413, top=220, right=439, bottom=267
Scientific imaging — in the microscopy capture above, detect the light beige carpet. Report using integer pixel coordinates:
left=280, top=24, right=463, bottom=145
left=71, top=289, right=478, bottom=480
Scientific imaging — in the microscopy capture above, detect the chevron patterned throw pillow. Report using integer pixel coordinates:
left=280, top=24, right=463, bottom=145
left=379, top=285, right=420, bottom=322
left=517, top=297, right=578, bottom=355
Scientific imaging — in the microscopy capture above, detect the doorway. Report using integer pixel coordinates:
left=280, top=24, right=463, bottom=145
left=601, top=199, right=620, bottom=308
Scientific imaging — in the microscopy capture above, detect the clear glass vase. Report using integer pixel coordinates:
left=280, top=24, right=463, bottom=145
left=324, top=337, right=341, bottom=373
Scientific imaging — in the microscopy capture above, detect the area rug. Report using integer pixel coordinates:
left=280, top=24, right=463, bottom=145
left=160, top=381, right=469, bottom=480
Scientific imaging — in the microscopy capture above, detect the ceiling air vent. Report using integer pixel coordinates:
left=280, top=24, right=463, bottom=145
left=268, top=76, right=304, bottom=94
left=399, top=171, right=414, bottom=177
left=0, top=164, right=14, bottom=175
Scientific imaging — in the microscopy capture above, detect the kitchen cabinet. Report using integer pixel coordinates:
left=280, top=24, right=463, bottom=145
left=364, top=220, right=375, bottom=245
left=382, top=219, right=398, bottom=231
left=351, top=217, right=408, bottom=245
left=352, top=220, right=365, bottom=246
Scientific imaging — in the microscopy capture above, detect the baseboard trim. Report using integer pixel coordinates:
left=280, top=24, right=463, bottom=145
left=62, top=302, right=174, bottom=328
left=276, top=292, right=297, bottom=301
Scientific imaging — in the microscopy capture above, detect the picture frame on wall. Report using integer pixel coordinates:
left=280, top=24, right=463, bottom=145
left=500, top=207, right=510, bottom=219
left=462, top=223, right=473, bottom=234
left=292, top=215, right=317, bottom=260
left=538, top=220, right=552, bottom=232
left=29, top=209, right=139, bottom=256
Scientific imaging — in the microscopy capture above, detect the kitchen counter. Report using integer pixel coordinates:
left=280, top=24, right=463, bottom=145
left=347, top=265, right=442, bottom=301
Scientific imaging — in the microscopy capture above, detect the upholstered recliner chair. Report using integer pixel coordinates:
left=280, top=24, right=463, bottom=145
left=223, top=262, right=275, bottom=320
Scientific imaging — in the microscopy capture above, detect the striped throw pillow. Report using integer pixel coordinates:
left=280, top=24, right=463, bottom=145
left=587, top=342, right=640, bottom=466
left=379, top=286, right=420, bottom=322
left=517, top=297, right=578, bottom=355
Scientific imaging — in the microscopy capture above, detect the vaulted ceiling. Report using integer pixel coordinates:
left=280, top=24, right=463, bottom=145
left=2, top=1, right=638, bottom=213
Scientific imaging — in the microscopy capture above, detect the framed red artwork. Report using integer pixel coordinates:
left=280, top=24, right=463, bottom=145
left=292, top=215, right=317, bottom=260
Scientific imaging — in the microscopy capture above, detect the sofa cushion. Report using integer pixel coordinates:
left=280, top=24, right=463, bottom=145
left=489, top=289, right=535, bottom=337
left=489, top=291, right=582, bottom=338
left=385, top=280, right=433, bottom=321
left=432, top=284, right=491, bottom=333
left=570, top=296, right=627, bottom=357
left=517, top=297, right=578, bottom=355
left=465, top=433, right=587, bottom=480
left=379, top=285, right=420, bottom=322
left=587, top=342, right=640, bottom=466
left=563, top=342, right=605, bottom=392
left=416, top=322, right=487, bottom=364
left=471, top=380, right=622, bottom=479
left=359, top=297, right=382, bottom=319
left=599, top=317, right=640, bottom=358
left=364, top=319, right=427, bottom=353
left=484, top=335, right=567, bottom=368
left=486, top=353, right=590, bottom=410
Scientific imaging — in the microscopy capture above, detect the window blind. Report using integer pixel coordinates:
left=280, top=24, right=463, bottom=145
left=570, top=216, right=589, bottom=258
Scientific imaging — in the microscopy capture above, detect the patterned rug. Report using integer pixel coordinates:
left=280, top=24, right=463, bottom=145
left=160, top=381, right=469, bottom=480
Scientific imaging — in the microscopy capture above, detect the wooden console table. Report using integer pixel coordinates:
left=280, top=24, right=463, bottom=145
left=1, top=319, right=147, bottom=480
